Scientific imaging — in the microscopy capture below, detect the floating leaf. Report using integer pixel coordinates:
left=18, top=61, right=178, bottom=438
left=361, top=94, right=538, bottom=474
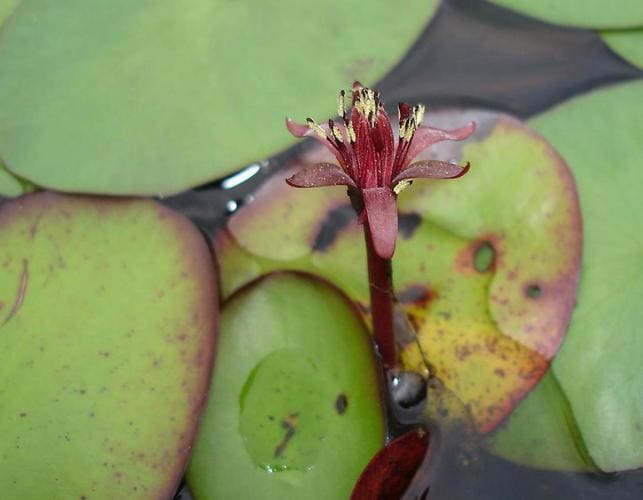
left=0, top=192, right=217, bottom=498
left=487, top=0, right=643, bottom=29
left=351, top=428, right=429, bottom=500
left=602, top=30, right=643, bottom=68
left=486, top=371, right=597, bottom=471
left=0, top=0, right=437, bottom=195
left=215, top=109, right=581, bottom=433
left=187, top=272, right=384, bottom=499
left=491, top=81, right=643, bottom=472
left=0, top=0, right=20, bottom=26
left=0, top=160, right=23, bottom=197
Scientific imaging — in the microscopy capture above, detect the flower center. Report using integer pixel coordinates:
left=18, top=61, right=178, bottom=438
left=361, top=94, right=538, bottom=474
left=304, top=82, right=427, bottom=189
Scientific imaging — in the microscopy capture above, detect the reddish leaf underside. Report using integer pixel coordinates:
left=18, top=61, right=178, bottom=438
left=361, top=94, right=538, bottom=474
left=351, top=428, right=429, bottom=500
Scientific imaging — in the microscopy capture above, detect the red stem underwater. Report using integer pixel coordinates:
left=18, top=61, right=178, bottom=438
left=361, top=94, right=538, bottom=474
left=364, top=223, right=396, bottom=370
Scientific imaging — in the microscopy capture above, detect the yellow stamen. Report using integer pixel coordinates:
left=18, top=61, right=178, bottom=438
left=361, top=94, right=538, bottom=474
left=414, top=104, right=425, bottom=127
left=393, top=180, right=413, bottom=194
left=347, top=121, right=356, bottom=143
left=332, top=125, right=343, bottom=142
left=306, top=118, right=327, bottom=140
left=354, top=88, right=377, bottom=122
left=399, top=121, right=407, bottom=140
left=403, top=119, right=416, bottom=142
left=338, top=91, right=346, bottom=118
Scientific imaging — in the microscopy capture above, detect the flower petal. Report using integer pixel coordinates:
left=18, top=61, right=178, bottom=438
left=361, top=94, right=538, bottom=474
left=285, top=117, right=317, bottom=138
left=393, top=160, right=470, bottom=184
left=362, top=187, right=398, bottom=259
left=286, top=163, right=356, bottom=188
left=406, top=121, right=476, bottom=161
left=285, top=118, right=348, bottom=167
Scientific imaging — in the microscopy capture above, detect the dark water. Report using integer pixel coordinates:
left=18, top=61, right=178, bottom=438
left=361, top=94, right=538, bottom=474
left=164, top=0, right=642, bottom=498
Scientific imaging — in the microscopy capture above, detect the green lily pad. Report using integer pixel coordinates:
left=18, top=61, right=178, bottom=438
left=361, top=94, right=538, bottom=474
left=487, top=0, right=643, bottom=29
left=215, top=109, right=581, bottom=433
left=0, top=0, right=437, bottom=195
left=0, top=192, right=217, bottom=497
left=602, top=30, right=643, bottom=68
left=491, top=81, right=643, bottom=472
left=187, top=272, right=384, bottom=499
left=0, top=0, right=20, bottom=26
left=0, top=160, right=23, bottom=197
left=486, top=371, right=597, bottom=471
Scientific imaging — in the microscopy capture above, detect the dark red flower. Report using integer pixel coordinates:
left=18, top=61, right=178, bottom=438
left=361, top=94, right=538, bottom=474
left=286, top=82, right=475, bottom=259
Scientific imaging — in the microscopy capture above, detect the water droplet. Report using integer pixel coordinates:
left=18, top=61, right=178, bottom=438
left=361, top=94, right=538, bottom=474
left=225, top=200, right=238, bottom=214
left=389, top=370, right=427, bottom=409
left=239, top=349, right=328, bottom=474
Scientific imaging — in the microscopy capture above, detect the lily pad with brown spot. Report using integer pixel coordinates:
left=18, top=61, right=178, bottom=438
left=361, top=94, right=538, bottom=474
left=0, top=192, right=217, bottom=498
left=187, top=272, right=384, bottom=499
left=214, top=109, right=582, bottom=434
left=491, top=81, right=643, bottom=472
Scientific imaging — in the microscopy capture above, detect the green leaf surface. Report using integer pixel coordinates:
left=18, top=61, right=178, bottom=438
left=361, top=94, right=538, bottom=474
left=487, top=0, right=643, bottom=29
left=491, top=81, right=643, bottom=472
left=602, top=29, right=643, bottom=68
left=0, top=0, right=437, bottom=195
left=214, top=109, right=581, bottom=434
left=486, top=372, right=596, bottom=471
left=0, top=192, right=217, bottom=497
left=0, top=160, right=22, bottom=197
left=0, top=0, right=20, bottom=26
left=534, top=81, right=643, bottom=471
left=187, top=272, right=384, bottom=499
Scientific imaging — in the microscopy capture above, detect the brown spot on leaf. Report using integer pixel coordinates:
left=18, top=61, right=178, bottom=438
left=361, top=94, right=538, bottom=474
left=455, top=344, right=480, bottom=361
left=398, top=284, right=435, bottom=308
left=525, top=283, right=542, bottom=299
left=29, top=210, right=45, bottom=238
left=335, top=394, right=348, bottom=415
left=312, top=204, right=355, bottom=252
left=455, top=234, right=503, bottom=275
left=473, top=241, right=496, bottom=272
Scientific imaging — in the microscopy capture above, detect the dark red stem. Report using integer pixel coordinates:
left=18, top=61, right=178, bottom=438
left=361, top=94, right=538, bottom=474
left=364, top=223, right=396, bottom=369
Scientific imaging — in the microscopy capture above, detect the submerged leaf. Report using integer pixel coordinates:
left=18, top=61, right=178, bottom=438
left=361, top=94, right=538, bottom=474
left=0, top=192, right=217, bottom=498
